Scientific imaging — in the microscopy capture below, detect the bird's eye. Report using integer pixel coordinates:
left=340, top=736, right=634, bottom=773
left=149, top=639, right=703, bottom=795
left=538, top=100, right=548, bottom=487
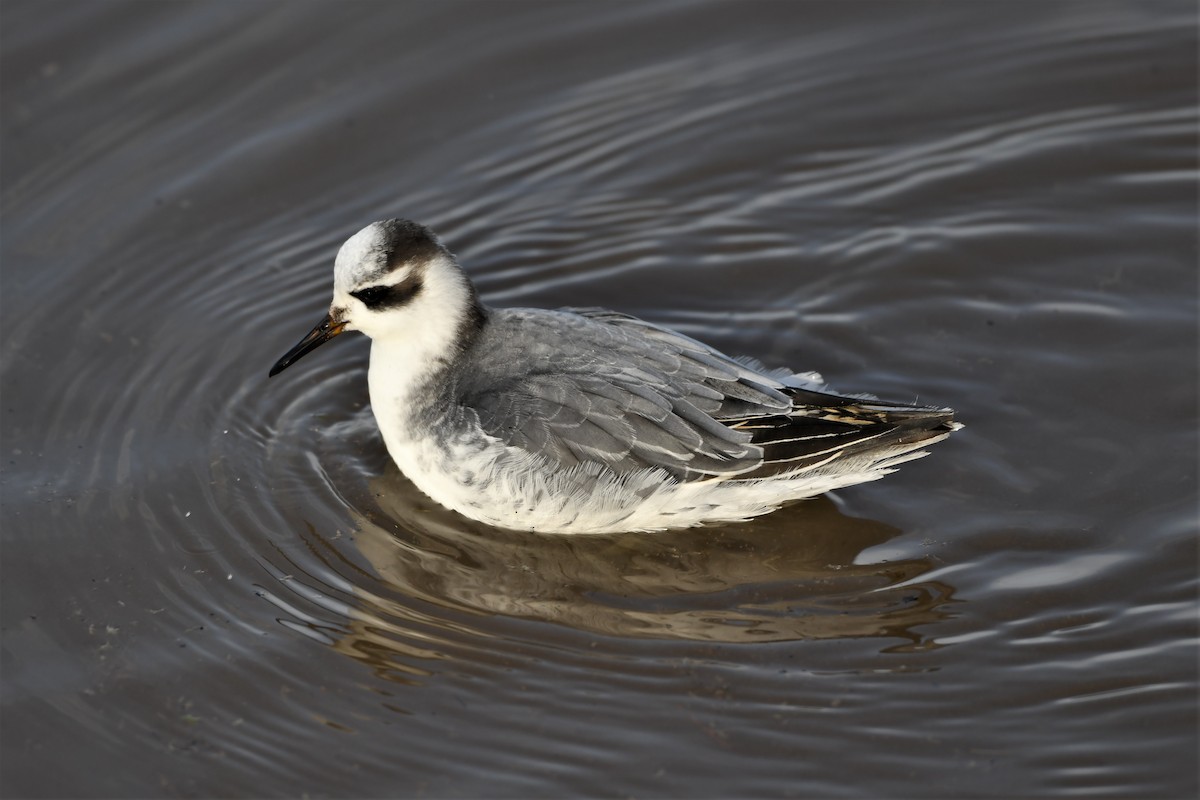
left=350, top=277, right=422, bottom=310
left=352, top=286, right=389, bottom=308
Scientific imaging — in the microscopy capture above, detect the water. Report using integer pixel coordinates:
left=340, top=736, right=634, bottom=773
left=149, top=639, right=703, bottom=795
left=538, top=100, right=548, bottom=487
left=2, top=1, right=1196, bottom=797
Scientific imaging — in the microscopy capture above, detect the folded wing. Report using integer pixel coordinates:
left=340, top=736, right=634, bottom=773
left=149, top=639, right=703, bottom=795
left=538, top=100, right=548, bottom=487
left=456, top=308, right=956, bottom=482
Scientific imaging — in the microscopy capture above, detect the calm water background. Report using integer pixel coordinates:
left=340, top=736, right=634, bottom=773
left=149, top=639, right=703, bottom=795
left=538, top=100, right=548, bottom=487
left=2, top=2, right=1196, bottom=797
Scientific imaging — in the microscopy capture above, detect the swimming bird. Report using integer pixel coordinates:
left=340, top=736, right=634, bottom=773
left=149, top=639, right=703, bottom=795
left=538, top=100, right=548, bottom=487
left=269, top=219, right=960, bottom=533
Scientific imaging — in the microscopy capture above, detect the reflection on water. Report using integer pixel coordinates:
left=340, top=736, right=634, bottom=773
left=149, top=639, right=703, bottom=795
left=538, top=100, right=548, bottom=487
left=259, top=468, right=955, bottom=683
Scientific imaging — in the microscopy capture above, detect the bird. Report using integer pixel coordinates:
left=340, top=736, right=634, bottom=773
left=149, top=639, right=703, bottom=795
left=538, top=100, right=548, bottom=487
left=269, top=219, right=961, bottom=534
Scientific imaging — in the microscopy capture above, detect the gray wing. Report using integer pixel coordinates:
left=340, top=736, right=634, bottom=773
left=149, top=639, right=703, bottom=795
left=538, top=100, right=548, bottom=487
left=455, top=308, right=959, bottom=481
left=454, top=308, right=792, bottom=479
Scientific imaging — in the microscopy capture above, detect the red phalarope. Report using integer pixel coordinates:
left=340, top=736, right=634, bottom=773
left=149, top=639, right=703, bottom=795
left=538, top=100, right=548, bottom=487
left=270, top=220, right=961, bottom=533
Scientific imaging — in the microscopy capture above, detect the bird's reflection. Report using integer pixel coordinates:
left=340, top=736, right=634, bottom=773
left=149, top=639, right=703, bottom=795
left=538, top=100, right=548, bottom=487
left=263, top=465, right=955, bottom=682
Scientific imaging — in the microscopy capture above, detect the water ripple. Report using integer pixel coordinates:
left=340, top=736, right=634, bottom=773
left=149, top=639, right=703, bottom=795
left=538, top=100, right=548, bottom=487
left=3, top=1, right=1196, bottom=797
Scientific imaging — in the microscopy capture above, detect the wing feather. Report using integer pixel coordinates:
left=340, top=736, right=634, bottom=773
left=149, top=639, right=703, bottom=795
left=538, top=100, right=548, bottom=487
left=456, top=308, right=955, bottom=483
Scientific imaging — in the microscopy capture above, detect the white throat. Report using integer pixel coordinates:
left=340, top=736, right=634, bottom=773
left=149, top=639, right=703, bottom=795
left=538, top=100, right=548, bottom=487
left=363, top=262, right=476, bottom=444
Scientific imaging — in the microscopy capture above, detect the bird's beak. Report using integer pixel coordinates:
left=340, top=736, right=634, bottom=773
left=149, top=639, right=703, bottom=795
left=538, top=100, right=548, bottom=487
left=268, top=313, right=348, bottom=377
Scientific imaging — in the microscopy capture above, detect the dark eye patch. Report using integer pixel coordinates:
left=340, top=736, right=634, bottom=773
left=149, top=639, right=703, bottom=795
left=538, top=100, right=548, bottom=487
left=351, top=276, right=423, bottom=310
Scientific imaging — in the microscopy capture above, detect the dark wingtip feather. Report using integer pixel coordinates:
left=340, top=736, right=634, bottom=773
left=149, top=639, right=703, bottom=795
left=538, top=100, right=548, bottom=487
left=722, top=390, right=960, bottom=481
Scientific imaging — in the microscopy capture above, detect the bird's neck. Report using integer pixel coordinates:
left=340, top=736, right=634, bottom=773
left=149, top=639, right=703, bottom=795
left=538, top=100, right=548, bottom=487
left=366, top=291, right=488, bottom=443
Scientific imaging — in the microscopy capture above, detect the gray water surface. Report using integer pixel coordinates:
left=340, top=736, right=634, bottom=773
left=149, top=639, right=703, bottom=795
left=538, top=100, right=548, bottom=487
left=2, top=2, right=1197, bottom=798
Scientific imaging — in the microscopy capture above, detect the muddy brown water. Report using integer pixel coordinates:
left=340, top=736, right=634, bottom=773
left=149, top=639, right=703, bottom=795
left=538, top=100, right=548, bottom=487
left=2, top=2, right=1196, bottom=798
